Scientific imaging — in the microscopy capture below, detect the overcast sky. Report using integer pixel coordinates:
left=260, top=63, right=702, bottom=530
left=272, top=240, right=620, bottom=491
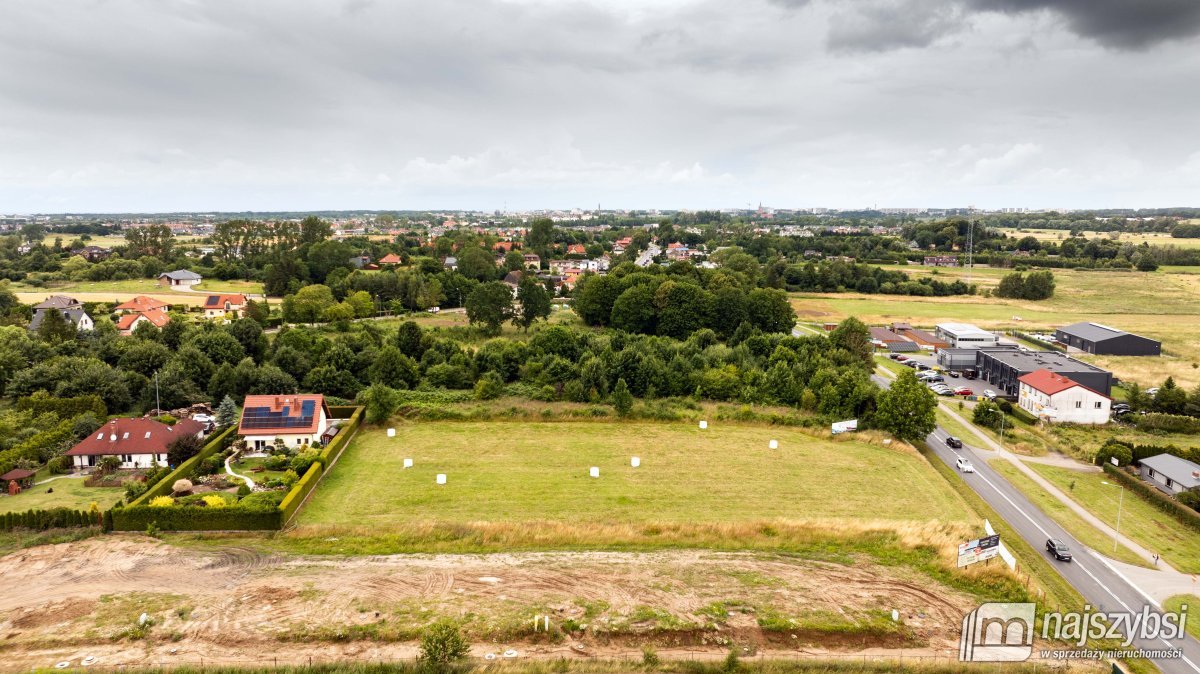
left=3, top=0, right=1200, bottom=213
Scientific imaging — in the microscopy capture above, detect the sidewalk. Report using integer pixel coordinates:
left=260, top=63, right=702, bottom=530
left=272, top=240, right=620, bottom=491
left=937, top=402, right=1175, bottom=572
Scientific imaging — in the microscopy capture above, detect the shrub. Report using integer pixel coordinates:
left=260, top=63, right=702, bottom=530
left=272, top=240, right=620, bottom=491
left=201, top=495, right=227, bottom=508
left=418, top=619, right=469, bottom=665
left=264, top=454, right=290, bottom=471
left=289, top=450, right=320, bottom=475
left=167, top=434, right=204, bottom=467
left=149, top=496, right=175, bottom=507
left=1095, top=439, right=1133, bottom=466
left=280, top=469, right=299, bottom=487
left=642, top=646, right=660, bottom=668
left=172, top=479, right=193, bottom=494
left=47, top=456, right=72, bottom=474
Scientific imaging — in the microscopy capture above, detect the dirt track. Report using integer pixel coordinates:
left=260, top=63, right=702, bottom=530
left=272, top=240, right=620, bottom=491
left=0, top=538, right=976, bottom=671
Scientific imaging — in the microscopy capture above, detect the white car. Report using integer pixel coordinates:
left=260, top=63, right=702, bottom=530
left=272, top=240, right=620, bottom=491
left=955, top=457, right=975, bottom=473
left=982, top=389, right=997, bottom=400
left=1146, top=387, right=1159, bottom=398
left=192, top=413, right=214, bottom=424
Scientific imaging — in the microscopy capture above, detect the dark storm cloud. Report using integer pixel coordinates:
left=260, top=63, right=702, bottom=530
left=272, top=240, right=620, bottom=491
left=966, top=0, right=1200, bottom=49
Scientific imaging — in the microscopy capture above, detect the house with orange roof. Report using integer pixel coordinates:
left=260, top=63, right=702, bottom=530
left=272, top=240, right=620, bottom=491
left=114, top=296, right=170, bottom=314
left=1017, top=369, right=1110, bottom=424
left=238, top=394, right=331, bottom=450
left=378, top=253, right=402, bottom=265
left=203, top=294, right=248, bottom=320
left=116, top=309, right=171, bottom=335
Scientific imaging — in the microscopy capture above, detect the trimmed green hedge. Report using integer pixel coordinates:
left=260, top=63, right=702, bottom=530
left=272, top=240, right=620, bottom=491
left=318, top=406, right=363, bottom=469
left=129, top=425, right=237, bottom=506
left=1102, top=463, right=1200, bottom=533
left=0, top=508, right=102, bottom=531
left=111, top=503, right=282, bottom=532
left=279, top=463, right=322, bottom=526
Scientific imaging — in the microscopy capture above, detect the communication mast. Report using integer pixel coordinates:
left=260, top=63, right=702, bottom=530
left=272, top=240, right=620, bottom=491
left=966, top=220, right=975, bottom=287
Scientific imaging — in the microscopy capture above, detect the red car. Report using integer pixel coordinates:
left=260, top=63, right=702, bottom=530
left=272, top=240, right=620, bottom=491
left=954, top=387, right=974, bottom=396
left=895, top=355, right=908, bottom=362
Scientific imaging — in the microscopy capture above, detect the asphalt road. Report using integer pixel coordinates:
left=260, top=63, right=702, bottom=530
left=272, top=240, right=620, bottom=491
left=872, top=373, right=1200, bottom=672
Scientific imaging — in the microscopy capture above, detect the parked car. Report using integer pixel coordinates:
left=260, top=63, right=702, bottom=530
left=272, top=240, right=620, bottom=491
left=947, top=370, right=961, bottom=378
left=1146, top=387, right=1160, bottom=398
left=945, top=436, right=963, bottom=449
left=925, top=375, right=945, bottom=384
left=915, top=363, right=931, bottom=371
left=955, top=457, right=975, bottom=473
left=1112, top=403, right=1131, bottom=413
left=192, top=413, right=214, bottom=424
left=954, top=386, right=974, bottom=396
left=888, top=353, right=901, bottom=360
left=895, top=355, right=909, bottom=362
left=904, top=360, right=919, bottom=368
left=982, top=389, right=997, bottom=400
left=963, top=369, right=978, bottom=380
left=936, top=387, right=955, bottom=396
left=1045, top=538, right=1072, bottom=562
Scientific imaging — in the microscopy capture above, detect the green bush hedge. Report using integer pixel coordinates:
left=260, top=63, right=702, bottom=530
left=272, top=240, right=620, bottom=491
left=1136, top=413, right=1200, bottom=435
left=279, top=463, right=322, bottom=526
left=1101, top=463, right=1200, bottom=533
left=110, top=503, right=282, bottom=532
left=318, top=406, right=363, bottom=469
left=0, top=508, right=101, bottom=531
left=128, top=426, right=237, bottom=506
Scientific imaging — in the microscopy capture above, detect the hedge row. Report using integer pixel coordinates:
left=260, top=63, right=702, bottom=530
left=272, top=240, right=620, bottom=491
left=129, top=425, right=237, bottom=506
left=111, top=504, right=282, bottom=532
left=1135, top=413, right=1200, bottom=435
left=0, top=508, right=102, bottom=531
left=278, top=463, right=322, bottom=526
left=1101, top=463, right=1200, bottom=533
left=318, top=406, right=363, bottom=469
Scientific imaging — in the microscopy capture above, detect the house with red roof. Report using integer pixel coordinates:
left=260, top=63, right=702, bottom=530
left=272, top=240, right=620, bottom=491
left=114, top=296, right=171, bottom=314
left=1017, top=369, right=1110, bottom=424
left=238, top=394, right=331, bottom=450
left=116, top=309, right=171, bottom=335
left=378, top=253, right=402, bottom=265
left=566, top=243, right=586, bottom=256
left=65, top=417, right=205, bottom=469
left=203, top=294, right=248, bottom=320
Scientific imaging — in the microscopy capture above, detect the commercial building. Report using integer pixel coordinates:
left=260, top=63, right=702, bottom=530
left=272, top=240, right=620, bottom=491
left=935, top=323, right=999, bottom=349
left=1017, top=369, right=1110, bottom=424
left=974, top=349, right=1113, bottom=398
left=937, top=344, right=1017, bottom=370
left=1054, top=322, right=1161, bottom=356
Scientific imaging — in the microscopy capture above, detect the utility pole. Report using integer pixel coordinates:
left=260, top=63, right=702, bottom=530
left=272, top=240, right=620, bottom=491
left=966, top=220, right=975, bottom=287
left=154, top=370, right=161, bottom=414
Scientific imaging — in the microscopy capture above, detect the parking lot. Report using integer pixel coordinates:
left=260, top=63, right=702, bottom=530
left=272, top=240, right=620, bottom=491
left=882, top=352, right=997, bottom=399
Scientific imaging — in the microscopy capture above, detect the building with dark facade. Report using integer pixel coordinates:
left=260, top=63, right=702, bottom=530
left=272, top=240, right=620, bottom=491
left=974, top=349, right=1113, bottom=398
left=1054, top=322, right=1160, bottom=356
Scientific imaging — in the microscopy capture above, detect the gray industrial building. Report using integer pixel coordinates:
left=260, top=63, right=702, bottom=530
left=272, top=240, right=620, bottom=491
left=974, top=349, right=1113, bottom=398
left=937, top=344, right=1017, bottom=370
left=1054, top=322, right=1161, bottom=356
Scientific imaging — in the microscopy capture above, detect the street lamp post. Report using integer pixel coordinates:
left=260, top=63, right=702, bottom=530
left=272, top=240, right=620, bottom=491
left=984, top=405, right=1006, bottom=451
left=1100, top=480, right=1125, bottom=555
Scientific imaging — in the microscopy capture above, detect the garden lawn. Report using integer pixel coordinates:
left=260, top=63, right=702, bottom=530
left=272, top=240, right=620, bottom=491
left=0, top=473, right=122, bottom=514
left=300, top=421, right=973, bottom=528
left=231, top=456, right=290, bottom=483
left=1027, top=463, right=1200, bottom=573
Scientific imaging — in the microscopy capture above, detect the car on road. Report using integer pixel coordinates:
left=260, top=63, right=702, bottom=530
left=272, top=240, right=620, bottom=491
left=947, top=370, right=961, bottom=378
left=954, top=386, right=974, bottom=396
left=955, top=457, right=975, bottom=473
left=945, top=436, right=963, bottom=449
left=1045, top=538, right=1072, bottom=562
left=982, top=389, right=997, bottom=400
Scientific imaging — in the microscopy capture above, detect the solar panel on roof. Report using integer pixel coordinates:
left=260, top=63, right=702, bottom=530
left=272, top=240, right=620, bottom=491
left=241, top=400, right=318, bottom=430
left=206, top=296, right=219, bottom=306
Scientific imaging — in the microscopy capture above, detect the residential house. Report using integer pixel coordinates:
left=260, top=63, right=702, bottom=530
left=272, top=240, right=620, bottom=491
left=1138, top=454, right=1200, bottom=496
left=203, top=294, right=248, bottom=320
left=116, top=309, right=171, bottom=335
left=378, top=253, right=402, bottom=266
left=348, top=253, right=372, bottom=269
left=71, top=245, right=112, bottom=262
left=64, top=417, right=205, bottom=469
left=114, top=296, right=170, bottom=314
left=502, top=270, right=524, bottom=293
left=29, top=295, right=93, bottom=333
left=1017, top=369, right=1110, bottom=424
left=566, top=243, right=587, bottom=256
left=158, top=270, right=202, bottom=287
left=238, top=394, right=331, bottom=450
left=523, top=253, right=541, bottom=270
left=443, top=256, right=458, bottom=271
left=923, top=255, right=960, bottom=267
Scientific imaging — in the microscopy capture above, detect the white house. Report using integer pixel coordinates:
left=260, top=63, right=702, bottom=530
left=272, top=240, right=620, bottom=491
left=64, top=417, right=206, bottom=469
left=158, top=269, right=202, bottom=287
left=934, top=322, right=999, bottom=349
left=238, top=394, right=331, bottom=450
left=1017, top=369, right=1110, bottom=424
left=203, top=293, right=248, bottom=320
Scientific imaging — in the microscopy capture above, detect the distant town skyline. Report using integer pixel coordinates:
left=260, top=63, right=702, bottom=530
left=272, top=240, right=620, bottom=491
left=3, top=0, right=1200, bottom=212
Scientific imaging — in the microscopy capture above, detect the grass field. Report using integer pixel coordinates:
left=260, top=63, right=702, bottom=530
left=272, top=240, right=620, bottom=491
left=1006, top=228, right=1200, bottom=249
left=11, top=277, right=264, bottom=296
left=0, top=473, right=122, bottom=514
left=1165, top=595, right=1200, bottom=641
left=792, top=266, right=1200, bottom=388
left=300, top=421, right=973, bottom=531
left=43, top=234, right=207, bottom=248
left=987, top=461, right=1149, bottom=568
left=1027, top=463, right=1200, bottom=573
